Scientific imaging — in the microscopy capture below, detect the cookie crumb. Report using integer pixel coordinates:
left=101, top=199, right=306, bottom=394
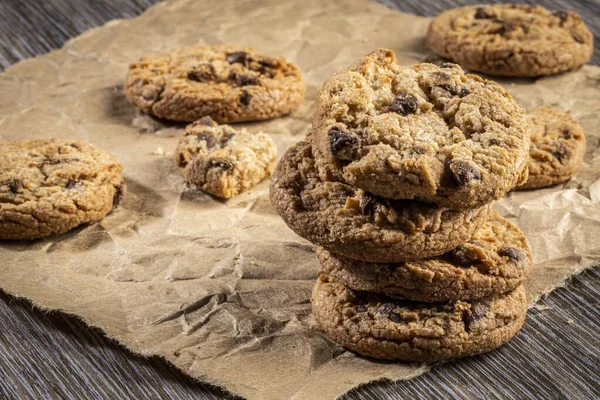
left=566, top=319, right=574, bottom=324
left=533, top=304, right=551, bottom=311
left=152, top=146, right=166, bottom=156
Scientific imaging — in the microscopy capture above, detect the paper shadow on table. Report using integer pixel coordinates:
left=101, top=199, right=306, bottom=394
left=104, top=84, right=187, bottom=133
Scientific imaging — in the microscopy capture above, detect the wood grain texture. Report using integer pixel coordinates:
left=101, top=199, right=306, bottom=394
left=0, top=1, right=599, bottom=399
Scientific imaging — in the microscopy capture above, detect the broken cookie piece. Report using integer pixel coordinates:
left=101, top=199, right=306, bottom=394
left=175, top=117, right=277, bottom=199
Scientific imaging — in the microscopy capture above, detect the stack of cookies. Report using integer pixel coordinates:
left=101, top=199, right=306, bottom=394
left=270, top=48, right=534, bottom=362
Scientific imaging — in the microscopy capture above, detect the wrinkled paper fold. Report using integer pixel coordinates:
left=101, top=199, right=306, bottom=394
left=1, top=0, right=599, bottom=399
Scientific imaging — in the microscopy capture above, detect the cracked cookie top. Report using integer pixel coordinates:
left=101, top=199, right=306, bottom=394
left=426, top=4, right=593, bottom=77
left=270, top=141, right=491, bottom=263
left=0, top=139, right=124, bottom=239
left=175, top=116, right=277, bottom=199
left=317, top=212, right=533, bottom=302
left=125, top=45, right=305, bottom=123
left=518, top=106, right=586, bottom=190
left=311, top=275, right=527, bottom=362
left=311, top=49, right=529, bottom=210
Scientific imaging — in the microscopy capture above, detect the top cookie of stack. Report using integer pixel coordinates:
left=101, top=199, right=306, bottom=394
left=310, top=48, right=530, bottom=210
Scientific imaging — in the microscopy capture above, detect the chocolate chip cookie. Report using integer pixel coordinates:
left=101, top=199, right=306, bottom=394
left=317, top=213, right=532, bottom=302
left=426, top=4, right=593, bottom=77
left=175, top=116, right=277, bottom=199
left=270, top=141, right=491, bottom=263
left=311, top=275, right=527, bottom=362
left=518, top=107, right=586, bottom=190
left=126, top=45, right=305, bottom=123
left=311, top=49, right=529, bottom=210
left=0, top=139, right=125, bottom=240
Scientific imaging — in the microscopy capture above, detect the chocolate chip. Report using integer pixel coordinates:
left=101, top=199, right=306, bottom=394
left=561, top=128, right=572, bottom=139
left=388, top=313, right=402, bottom=323
left=220, top=132, right=235, bottom=146
left=489, top=138, right=499, bottom=146
left=356, top=305, right=367, bottom=313
left=493, top=21, right=517, bottom=35
left=446, top=247, right=477, bottom=267
left=226, top=51, right=248, bottom=65
left=113, top=182, right=125, bottom=207
left=552, top=10, right=569, bottom=24
left=42, top=158, right=61, bottom=165
left=441, top=62, right=459, bottom=69
left=240, top=91, right=252, bottom=106
left=447, top=160, right=481, bottom=187
left=459, top=88, right=470, bottom=98
left=551, top=142, right=569, bottom=163
left=7, top=179, right=20, bottom=194
left=328, top=127, right=360, bottom=161
left=474, top=7, right=493, bottom=19
left=177, top=154, right=188, bottom=168
left=389, top=93, right=419, bottom=116
left=193, top=116, right=218, bottom=127
left=572, top=34, right=585, bottom=44
left=207, top=158, right=234, bottom=171
left=359, top=193, right=378, bottom=216
left=462, top=303, right=489, bottom=331
left=236, top=74, right=260, bottom=87
left=434, top=71, right=452, bottom=81
left=497, top=247, right=525, bottom=263
left=255, top=66, right=267, bottom=75
left=440, top=84, right=454, bottom=94
left=66, top=179, right=78, bottom=189
left=187, top=64, right=216, bottom=82
left=197, top=132, right=217, bottom=148
left=412, top=146, right=426, bottom=154
left=258, top=58, right=279, bottom=68
left=377, top=303, right=401, bottom=323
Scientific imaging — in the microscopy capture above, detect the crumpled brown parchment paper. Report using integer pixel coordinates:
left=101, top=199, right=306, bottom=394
left=1, top=0, right=599, bottom=399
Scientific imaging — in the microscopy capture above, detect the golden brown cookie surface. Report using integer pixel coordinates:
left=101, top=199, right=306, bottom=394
left=318, top=213, right=532, bottom=302
left=175, top=117, right=276, bottom=199
left=426, top=4, right=593, bottom=77
left=311, top=49, right=529, bottom=210
left=311, top=275, right=527, bottom=362
left=126, top=45, right=304, bottom=123
left=518, top=107, right=586, bottom=190
left=270, top=141, right=491, bottom=263
left=0, top=139, right=124, bottom=240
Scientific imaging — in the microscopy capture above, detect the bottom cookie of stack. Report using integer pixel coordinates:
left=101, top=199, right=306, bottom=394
left=311, top=275, right=527, bottom=362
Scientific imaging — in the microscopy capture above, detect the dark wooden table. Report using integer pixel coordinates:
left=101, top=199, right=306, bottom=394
left=1, top=1, right=599, bottom=399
